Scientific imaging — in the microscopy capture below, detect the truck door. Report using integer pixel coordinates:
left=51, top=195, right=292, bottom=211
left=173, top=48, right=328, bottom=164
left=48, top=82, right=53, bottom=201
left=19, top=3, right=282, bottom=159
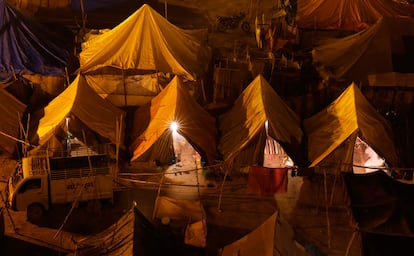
left=15, top=178, right=47, bottom=211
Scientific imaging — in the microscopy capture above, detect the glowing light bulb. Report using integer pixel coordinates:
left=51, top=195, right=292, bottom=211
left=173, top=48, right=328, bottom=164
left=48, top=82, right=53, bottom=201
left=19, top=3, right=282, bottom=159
left=170, top=121, right=178, bottom=132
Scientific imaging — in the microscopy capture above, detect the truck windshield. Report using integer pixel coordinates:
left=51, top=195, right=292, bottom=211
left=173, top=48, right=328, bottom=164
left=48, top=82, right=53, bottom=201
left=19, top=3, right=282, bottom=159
left=11, top=163, right=23, bottom=187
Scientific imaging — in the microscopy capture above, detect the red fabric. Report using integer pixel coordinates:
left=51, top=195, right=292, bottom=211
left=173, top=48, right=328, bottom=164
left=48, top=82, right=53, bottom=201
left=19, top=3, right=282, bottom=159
left=247, top=166, right=288, bottom=196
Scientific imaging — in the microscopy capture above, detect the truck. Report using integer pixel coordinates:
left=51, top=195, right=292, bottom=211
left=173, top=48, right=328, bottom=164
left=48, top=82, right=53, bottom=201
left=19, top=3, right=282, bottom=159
left=5, top=149, right=114, bottom=224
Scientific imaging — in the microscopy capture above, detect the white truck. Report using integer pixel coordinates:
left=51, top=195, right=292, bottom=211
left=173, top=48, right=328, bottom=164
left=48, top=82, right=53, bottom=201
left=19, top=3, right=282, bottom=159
left=5, top=151, right=114, bottom=224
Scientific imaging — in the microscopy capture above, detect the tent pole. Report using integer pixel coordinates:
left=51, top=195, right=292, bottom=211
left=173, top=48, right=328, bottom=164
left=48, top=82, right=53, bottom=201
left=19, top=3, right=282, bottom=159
left=323, top=169, right=332, bottom=248
left=329, top=168, right=339, bottom=206
left=10, top=65, right=16, bottom=80
left=65, top=67, right=70, bottom=88
left=0, top=131, right=30, bottom=148
left=80, top=0, right=86, bottom=35
left=164, top=0, right=168, bottom=19
left=345, top=230, right=358, bottom=256
left=217, top=161, right=230, bottom=212
left=122, top=68, right=127, bottom=107
left=201, top=80, right=207, bottom=103
left=152, top=172, right=165, bottom=220
left=115, top=117, right=122, bottom=181
left=195, top=163, right=207, bottom=236
left=217, top=169, right=227, bottom=212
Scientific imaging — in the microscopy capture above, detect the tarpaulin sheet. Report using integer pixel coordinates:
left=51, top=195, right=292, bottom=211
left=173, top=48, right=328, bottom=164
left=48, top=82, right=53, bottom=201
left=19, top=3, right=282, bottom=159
left=0, top=1, right=69, bottom=82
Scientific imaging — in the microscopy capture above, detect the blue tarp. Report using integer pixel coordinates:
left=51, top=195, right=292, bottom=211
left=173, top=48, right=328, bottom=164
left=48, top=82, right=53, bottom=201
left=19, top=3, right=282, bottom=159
left=71, top=0, right=131, bottom=12
left=0, top=1, right=70, bottom=83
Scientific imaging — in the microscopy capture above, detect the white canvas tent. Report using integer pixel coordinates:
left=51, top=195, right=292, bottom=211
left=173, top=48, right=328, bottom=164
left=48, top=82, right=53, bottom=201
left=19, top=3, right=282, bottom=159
left=304, top=83, right=399, bottom=173
left=79, top=4, right=211, bottom=107
left=29, top=74, right=125, bottom=153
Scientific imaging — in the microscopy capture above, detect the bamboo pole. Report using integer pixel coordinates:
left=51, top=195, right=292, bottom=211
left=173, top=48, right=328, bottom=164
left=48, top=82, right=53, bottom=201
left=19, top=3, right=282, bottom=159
left=122, top=67, right=127, bottom=107
left=323, top=169, right=332, bottom=248
left=152, top=172, right=165, bottom=220
left=345, top=230, right=358, bottom=256
left=65, top=67, right=70, bottom=88
left=164, top=0, right=168, bottom=19
left=80, top=0, right=86, bottom=35
left=217, top=161, right=230, bottom=212
left=0, top=131, right=30, bottom=147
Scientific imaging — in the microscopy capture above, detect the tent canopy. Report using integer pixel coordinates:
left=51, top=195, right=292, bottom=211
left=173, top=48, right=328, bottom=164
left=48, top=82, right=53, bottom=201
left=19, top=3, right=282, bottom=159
left=79, top=4, right=211, bottom=81
left=0, top=89, right=26, bottom=154
left=71, top=205, right=179, bottom=256
left=304, top=83, right=399, bottom=170
left=129, top=76, right=218, bottom=165
left=0, top=0, right=70, bottom=83
left=312, top=17, right=414, bottom=84
left=296, top=0, right=414, bottom=31
left=218, top=75, right=305, bottom=167
left=30, top=74, right=125, bottom=150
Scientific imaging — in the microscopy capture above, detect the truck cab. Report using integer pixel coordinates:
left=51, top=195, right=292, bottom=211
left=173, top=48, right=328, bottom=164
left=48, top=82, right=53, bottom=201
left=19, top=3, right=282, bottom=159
left=6, top=149, right=114, bottom=224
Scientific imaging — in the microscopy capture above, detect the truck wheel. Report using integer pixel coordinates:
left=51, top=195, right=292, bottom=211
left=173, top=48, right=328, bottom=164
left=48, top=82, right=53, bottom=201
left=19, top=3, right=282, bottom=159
left=27, top=204, right=44, bottom=225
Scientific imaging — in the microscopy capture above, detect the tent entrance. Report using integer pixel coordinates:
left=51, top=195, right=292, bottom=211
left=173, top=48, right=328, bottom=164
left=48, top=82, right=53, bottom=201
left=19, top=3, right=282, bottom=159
left=263, top=121, right=294, bottom=168
left=172, top=131, right=201, bottom=170
left=353, top=137, right=387, bottom=174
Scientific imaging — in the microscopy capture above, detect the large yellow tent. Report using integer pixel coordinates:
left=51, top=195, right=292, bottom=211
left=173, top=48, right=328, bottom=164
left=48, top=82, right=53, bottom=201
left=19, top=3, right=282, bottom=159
left=129, top=76, right=217, bottom=165
left=0, top=89, right=26, bottom=154
left=79, top=4, right=211, bottom=107
left=218, top=75, right=304, bottom=167
left=304, top=83, right=399, bottom=172
left=79, top=3, right=210, bottom=79
left=30, top=74, right=125, bottom=151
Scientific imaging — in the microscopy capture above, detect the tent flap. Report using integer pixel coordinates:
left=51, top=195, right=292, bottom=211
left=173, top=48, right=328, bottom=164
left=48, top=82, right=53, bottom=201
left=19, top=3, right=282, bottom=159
left=304, top=83, right=399, bottom=171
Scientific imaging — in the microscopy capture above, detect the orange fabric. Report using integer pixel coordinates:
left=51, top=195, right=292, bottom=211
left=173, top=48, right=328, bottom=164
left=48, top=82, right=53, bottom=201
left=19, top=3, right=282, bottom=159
left=296, top=0, right=414, bottom=31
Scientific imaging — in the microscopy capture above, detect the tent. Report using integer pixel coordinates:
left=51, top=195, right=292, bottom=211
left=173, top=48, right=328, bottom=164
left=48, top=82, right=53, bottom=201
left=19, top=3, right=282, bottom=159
left=71, top=205, right=182, bottom=256
left=29, top=74, right=125, bottom=152
left=304, top=83, right=399, bottom=173
left=296, top=0, right=414, bottom=31
left=219, top=211, right=277, bottom=256
left=0, top=0, right=75, bottom=109
left=129, top=76, right=218, bottom=165
left=218, top=75, right=305, bottom=168
left=0, top=89, right=26, bottom=155
left=0, top=0, right=70, bottom=83
left=79, top=4, right=211, bottom=107
left=312, top=16, right=414, bottom=84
